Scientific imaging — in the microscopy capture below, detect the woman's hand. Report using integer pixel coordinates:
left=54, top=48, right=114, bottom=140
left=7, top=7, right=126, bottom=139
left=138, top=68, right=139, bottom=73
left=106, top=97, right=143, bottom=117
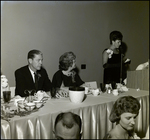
left=55, top=89, right=69, bottom=99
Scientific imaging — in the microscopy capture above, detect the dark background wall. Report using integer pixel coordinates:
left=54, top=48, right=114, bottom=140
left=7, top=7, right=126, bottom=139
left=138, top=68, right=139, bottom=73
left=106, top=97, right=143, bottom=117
left=1, top=1, right=149, bottom=87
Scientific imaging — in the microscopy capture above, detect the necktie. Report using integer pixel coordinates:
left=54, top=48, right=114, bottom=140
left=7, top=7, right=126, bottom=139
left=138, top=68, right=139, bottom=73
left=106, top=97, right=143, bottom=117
left=34, top=72, right=38, bottom=91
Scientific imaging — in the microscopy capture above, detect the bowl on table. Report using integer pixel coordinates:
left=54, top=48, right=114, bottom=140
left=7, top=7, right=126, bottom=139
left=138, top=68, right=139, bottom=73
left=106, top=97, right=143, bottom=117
left=33, top=100, right=44, bottom=108
left=24, top=102, right=36, bottom=111
left=69, top=86, right=85, bottom=103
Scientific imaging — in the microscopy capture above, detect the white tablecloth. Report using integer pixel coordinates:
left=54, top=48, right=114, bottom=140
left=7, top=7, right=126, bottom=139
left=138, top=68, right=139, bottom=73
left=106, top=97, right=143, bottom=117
left=1, top=88, right=149, bottom=139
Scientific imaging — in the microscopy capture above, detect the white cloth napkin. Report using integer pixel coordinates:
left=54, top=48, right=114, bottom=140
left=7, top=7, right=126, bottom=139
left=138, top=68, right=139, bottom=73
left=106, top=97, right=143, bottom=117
left=14, top=96, right=25, bottom=106
left=116, top=83, right=129, bottom=92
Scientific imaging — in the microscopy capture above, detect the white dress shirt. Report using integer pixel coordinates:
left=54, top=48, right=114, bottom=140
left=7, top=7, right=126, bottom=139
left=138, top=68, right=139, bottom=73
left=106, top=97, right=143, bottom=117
left=28, top=66, right=35, bottom=82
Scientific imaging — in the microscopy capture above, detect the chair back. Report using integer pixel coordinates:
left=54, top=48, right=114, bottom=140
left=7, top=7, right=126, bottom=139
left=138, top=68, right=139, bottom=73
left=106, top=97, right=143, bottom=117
left=84, top=81, right=97, bottom=88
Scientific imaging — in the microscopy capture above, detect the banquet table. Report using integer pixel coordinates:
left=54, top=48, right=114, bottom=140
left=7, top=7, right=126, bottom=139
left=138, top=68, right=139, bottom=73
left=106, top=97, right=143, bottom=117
left=1, top=88, right=149, bottom=139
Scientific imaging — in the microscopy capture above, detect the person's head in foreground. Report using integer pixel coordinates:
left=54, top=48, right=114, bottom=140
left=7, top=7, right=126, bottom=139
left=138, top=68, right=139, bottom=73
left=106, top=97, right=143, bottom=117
left=107, top=95, right=140, bottom=139
left=54, top=112, right=82, bottom=139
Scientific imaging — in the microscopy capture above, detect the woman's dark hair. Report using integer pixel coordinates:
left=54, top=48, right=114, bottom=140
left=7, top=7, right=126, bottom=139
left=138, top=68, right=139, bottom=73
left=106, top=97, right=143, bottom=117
left=109, top=31, right=123, bottom=44
left=27, top=50, right=42, bottom=59
left=109, top=96, right=140, bottom=123
left=59, top=52, right=76, bottom=70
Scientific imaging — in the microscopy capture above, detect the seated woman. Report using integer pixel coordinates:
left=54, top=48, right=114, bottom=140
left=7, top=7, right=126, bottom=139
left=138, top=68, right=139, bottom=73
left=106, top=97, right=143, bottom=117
left=52, top=52, right=85, bottom=97
left=103, top=95, right=141, bottom=139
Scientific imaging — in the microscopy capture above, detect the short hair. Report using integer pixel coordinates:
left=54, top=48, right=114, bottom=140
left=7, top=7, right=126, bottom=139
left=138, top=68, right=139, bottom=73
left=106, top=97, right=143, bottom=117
left=109, top=30, right=123, bottom=44
left=109, top=96, right=140, bottom=123
left=54, top=112, right=82, bottom=134
left=27, top=50, right=42, bottom=59
left=59, top=52, right=76, bottom=70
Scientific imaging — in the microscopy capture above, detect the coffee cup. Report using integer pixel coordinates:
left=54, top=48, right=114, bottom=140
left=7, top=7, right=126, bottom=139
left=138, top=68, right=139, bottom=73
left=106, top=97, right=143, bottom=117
left=112, top=89, right=119, bottom=96
left=34, top=90, right=45, bottom=101
left=91, top=88, right=100, bottom=96
left=84, top=87, right=89, bottom=94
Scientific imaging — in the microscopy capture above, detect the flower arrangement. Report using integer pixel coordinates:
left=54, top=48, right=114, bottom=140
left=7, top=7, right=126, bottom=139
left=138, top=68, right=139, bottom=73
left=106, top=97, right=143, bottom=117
left=1, top=75, right=10, bottom=98
left=106, top=49, right=113, bottom=58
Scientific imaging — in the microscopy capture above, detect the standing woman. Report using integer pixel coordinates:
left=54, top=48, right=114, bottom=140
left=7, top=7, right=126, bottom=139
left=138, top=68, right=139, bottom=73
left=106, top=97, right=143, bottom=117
left=102, top=31, right=124, bottom=84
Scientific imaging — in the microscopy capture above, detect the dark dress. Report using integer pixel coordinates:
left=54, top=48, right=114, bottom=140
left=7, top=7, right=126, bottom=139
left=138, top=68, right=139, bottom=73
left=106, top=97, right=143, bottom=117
left=52, top=69, right=84, bottom=89
left=103, top=48, right=122, bottom=84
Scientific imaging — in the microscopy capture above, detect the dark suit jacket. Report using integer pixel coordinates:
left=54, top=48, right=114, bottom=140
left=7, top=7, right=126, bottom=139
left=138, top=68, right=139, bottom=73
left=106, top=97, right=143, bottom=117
left=15, top=65, right=53, bottom=97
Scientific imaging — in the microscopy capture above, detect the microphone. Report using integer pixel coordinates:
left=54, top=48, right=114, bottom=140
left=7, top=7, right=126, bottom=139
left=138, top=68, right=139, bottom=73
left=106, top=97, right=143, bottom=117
left=119, top=45, right=124, bottom=55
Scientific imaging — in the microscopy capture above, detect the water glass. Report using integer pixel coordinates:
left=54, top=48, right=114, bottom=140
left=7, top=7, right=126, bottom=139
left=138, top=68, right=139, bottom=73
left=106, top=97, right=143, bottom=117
left=100, top=83, right=106, bottom=93
left=3, top=91, right=11, bottom=104
left=111, top=81, right=117, bottom=89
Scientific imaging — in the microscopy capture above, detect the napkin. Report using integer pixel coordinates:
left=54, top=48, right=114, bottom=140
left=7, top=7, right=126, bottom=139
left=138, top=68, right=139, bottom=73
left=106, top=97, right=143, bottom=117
left=136, top=61, right=149, bottom=70
left=36, top=90, right=50, bottom=98
left=116, top=83, right=129, bottom=92
left=14, top=95, right=25, bottom=106
left=121, top=86, right=129, bottom=91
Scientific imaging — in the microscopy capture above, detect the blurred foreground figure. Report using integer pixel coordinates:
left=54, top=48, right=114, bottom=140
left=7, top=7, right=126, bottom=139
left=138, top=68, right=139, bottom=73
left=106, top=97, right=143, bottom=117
left=54, top=112, right=82, bottom=139
left=103, top=95, right=140, bottom=139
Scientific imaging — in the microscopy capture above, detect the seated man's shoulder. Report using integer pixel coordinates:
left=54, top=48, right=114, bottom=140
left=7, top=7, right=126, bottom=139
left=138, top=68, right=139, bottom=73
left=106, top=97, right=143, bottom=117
left=15, top=65, right=28, bottom=73
left=38, top=67, right=47, bottom=73
left=37, top=67, right=50, bottom=78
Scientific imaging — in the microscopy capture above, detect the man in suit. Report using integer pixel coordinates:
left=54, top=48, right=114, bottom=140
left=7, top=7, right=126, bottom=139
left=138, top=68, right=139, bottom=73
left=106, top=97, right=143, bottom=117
left=15, top=49, right=54, bottom=97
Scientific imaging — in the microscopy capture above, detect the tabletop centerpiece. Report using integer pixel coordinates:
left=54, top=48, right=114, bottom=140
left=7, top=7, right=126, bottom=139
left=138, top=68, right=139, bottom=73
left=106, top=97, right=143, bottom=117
left=1, top=75, right=10, bottom=99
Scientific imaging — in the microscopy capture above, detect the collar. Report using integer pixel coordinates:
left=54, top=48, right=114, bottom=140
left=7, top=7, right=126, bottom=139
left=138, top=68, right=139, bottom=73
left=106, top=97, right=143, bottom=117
left=28, top=66, right=36, bottom=75
left=62, top=70, right=71, bottom=76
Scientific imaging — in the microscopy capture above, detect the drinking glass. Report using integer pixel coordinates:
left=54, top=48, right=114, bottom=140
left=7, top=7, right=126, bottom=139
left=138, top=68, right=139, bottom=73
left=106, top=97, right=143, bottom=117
left=111, top=81, right=117, bottom=89
left=100, top=83, right=106, bottom=93
left=24, top=89, right=36, bottom=102
left=3, top=91, right=11, bottom=104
